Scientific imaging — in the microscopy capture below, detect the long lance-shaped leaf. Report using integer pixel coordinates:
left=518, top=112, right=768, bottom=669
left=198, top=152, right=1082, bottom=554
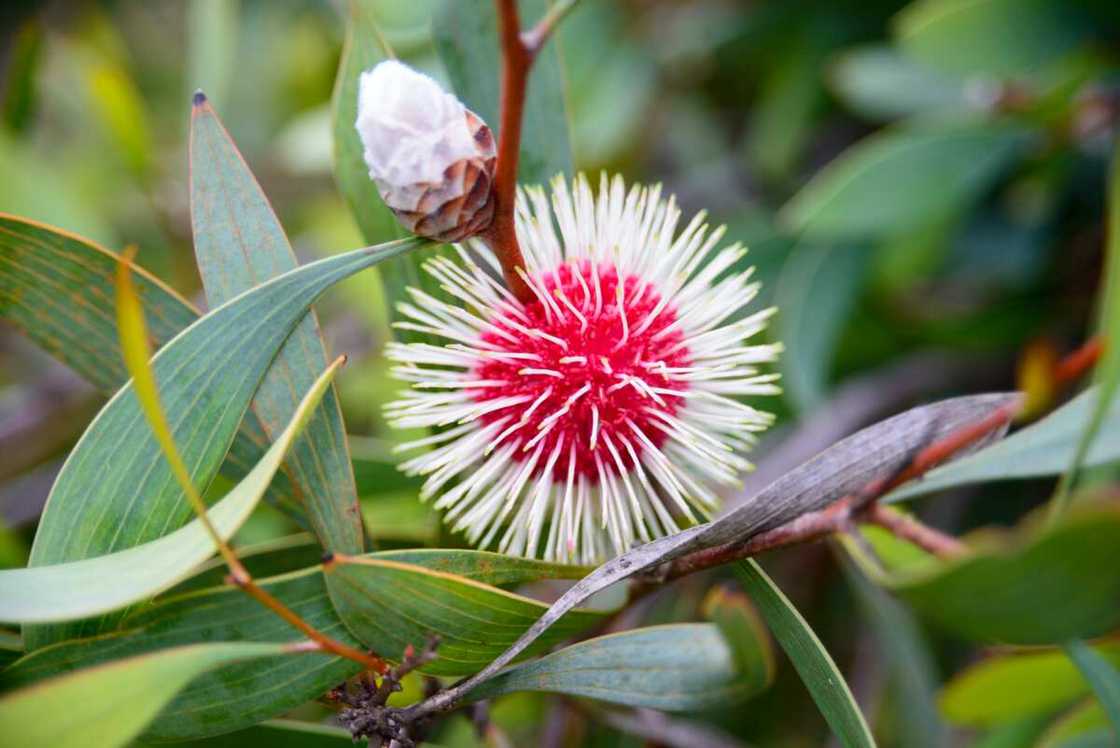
left=887, top=385, right=1120, bottom=503
left=409, top=392, right=1020, bottom=714
left=190, top=93, right=362, bottom=553
left=25, top=235, right=428, bottom=648
left=0, top=213, right=303, bottom=519
left=465, top=624, right=758, bottom=711
left=733, top=560, right=875, bottom=748
left=0, top=642, right=290, bottom=748
left=1065, top=641, right=1120, bottom=741
left=0, top=358, right=343, bottom=624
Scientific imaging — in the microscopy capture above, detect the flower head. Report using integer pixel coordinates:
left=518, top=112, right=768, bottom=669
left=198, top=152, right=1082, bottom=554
left=355, top=60, right=496, bottom=241
left=387, top=174, right=780, bottom=563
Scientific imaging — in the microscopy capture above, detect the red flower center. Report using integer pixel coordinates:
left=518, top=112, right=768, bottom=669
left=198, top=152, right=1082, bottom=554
left=471, top=260, right=691, bottom=482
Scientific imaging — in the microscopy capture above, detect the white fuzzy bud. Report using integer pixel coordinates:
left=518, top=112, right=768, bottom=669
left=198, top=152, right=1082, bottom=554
left=355, top=60, right=496, bottom=242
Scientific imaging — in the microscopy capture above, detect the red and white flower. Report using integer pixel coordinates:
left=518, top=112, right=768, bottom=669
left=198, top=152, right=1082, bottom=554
left=386, top=174, right=780, bottom=563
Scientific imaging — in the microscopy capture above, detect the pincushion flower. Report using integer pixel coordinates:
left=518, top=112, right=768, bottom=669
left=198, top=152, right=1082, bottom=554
left=385, top=174, right=780, bottom=564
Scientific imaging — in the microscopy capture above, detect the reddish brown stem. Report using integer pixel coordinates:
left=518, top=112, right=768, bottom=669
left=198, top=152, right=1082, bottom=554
left=862, top=504, right=967, bottom=557
left=1054, top=336, right=1103, bottom=389
left=228, top=573, right=388, bottom=674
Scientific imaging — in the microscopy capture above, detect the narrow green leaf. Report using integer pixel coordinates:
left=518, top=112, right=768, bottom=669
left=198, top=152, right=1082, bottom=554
left=781, top=122, right=1031, bottom=240
left=0, top=213, right=304, bottom=519
left=190, top=94, right=362, bottom=554
left=370, top=548, right=591, bottom=587
left=24, top=235, right=427, bottom=647
left=840, top=553, right=946, bottom=748
left=887, top=507, right=1120, bottom=644
left=3, top=567, right=362, bottom=742
left=886, top=385, right=1120, bottom=503
left=432, top=0, right=572, bottom=186
left=1052, top=142, right=1120, bottom=515
left=828, top=46, right=969, bottom=122
left=940, top=645, right=1120, bottom=727
left=325, top=554, right=606, bottom=677
left=894, top=0, right=1087, bottom=78
left=732, top=560, right=876, bottom=748
left=0, top=642, right=288, bottom=748
left=1065, top=641, right=1120, bottom=740
left=466, top=624, right=754, bottom=710
left=775, top=243, right=870, bottom=412
left=0, top=358, right=343, bottom=624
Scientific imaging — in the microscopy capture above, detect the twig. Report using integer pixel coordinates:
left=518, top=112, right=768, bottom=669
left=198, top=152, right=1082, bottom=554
left=862, top=504, right=966, bottom=557
left=480, top=0, right=580, bottom=303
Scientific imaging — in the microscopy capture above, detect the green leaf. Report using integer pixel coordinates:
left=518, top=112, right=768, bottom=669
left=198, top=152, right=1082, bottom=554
left=432, top=0, right=572, bottom=186
left=781, top=122, right=1031, bottom=240
left=732, top=560, right=876, bottom=748
left=0, top=359, right=342, bottom=624
left=0, top=214, right=304, bottom=520
left=165, top=533, right=324, bottom=596
left=1052, top=142, right=1120, bottom=515
left=702, top=586, right=776, bottom=693
left=324, top=553, right=606, bottom=677
left=886, top=386, right=1120, bottom=503
left=3, top=567, right=362, bottom=742
left=888, top=508, right=1120, bottom=644
left=370, top=548, right=591, bottom=587
left=465, top=624, right=755, bottom=711
left=828, top=46, right=969, bottom=122
left=1065, top=641, right=1120, bottom=740
left=840, top=553, right=946, bottom=748
left=775, top=243, right=871, bottom=412
left=24, top=234, right=427, bottom=648
left=0, top=642, right=288, bottom=748
left=894, top=0, right=1087, bottom=78
left=1039, top=700, right=1112, bottom=748
left=190, top=94, right=362, bottom=554
left=144, top=720, right=356, bottom=747
left=939, top=644, right=1120, bottom=726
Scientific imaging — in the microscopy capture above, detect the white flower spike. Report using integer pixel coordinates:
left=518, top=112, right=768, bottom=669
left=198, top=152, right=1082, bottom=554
left=355, top=60, right=496, bottom=241
left=387, top=174, right=781, bottom=563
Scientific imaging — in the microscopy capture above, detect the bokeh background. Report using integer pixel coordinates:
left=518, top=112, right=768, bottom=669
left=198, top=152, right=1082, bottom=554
left=1, top=1, right=1119, bottom=746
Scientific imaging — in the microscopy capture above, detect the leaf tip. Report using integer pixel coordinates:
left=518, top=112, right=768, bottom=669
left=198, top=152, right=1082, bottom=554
left=192, top=89, right=208, bottom=108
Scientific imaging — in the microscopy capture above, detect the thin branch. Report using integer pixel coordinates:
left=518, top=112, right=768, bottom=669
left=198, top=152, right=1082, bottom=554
left=481, top=0, right=580, bottom=303
left=862, top=504, right=967, bottom=557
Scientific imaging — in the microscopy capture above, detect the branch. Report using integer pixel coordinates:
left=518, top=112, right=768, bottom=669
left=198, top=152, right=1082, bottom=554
left=481, top=0, right=580, bottom=303
left=863, top=504, right=967, bottom=557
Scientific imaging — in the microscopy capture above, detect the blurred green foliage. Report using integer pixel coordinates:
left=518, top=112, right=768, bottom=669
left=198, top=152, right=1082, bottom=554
left=1, top=0, right=1119, bottom=746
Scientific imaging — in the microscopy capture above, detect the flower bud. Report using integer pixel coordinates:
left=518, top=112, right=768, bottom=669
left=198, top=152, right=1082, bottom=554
left=355, top=60, right=496, bottom=242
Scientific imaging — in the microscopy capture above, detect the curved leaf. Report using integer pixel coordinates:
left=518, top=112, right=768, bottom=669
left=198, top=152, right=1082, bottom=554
left=0, top=214, right=304, bottom=520
left=890, top=508, right=1120, bottom=644
left=0, top=358, right=342, bottom=624
left=734, top=560, right=876, bottom=748
left=466, top=624, right=755, bottom=711
left=371, top=548, right=591, bottom=587
left=3, top=567, right=362, bottom=742
left=939, top=644, right=1120, bottom=726
left=0, top=642, right=289, bottom=748
left=887, top=386, right=1120, bottom=503
left=190, top=94, right=363, bottom=554
left=1065, top=641, right=1120, bottom=741
left=781, top=122, right=1031, bottom=240
left=325, top=554, right=606, bottom=677
left=25, top=235, right=427, bottom=647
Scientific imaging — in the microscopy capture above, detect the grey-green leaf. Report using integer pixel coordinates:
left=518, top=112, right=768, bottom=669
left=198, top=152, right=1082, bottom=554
left=24, top=235, right=427, bottom=648
left=1065, top=641, right=1120, bottom=741
left=0, top=359, right=340, bottom=624
left=190, top=94, right=362, bottom=554
left=0, top=642, right=288, bottom=748
left=466, top=624, right=754, bottom=710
